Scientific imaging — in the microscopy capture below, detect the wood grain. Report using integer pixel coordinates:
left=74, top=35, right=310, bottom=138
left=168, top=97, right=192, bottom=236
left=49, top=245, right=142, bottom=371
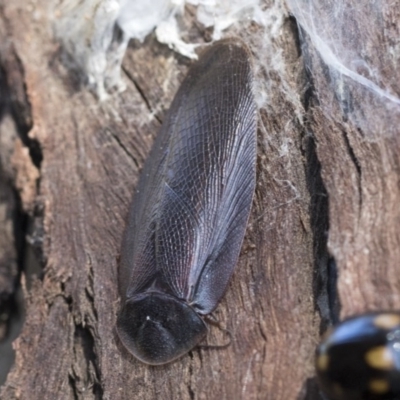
left=0, top=1, right=398, bottom=399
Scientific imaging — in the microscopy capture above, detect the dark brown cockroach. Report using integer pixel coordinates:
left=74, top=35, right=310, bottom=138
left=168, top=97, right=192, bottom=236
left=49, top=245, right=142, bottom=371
left=117, top=38, right=257, bottom=365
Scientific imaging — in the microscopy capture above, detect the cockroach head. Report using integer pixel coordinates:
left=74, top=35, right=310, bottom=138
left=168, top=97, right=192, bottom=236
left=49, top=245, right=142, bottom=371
left=116, top=292, right=207, bottom=365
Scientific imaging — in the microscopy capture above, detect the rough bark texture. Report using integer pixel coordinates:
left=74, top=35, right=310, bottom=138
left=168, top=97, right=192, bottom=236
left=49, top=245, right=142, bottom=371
left=299, top=4, right=400, bottom=315
left=0, top=0, right=398, bottom=399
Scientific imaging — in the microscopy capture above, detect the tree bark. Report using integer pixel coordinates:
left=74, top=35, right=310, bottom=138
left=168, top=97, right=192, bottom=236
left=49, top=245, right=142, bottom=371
left=0, top=1, right=398, bottom=399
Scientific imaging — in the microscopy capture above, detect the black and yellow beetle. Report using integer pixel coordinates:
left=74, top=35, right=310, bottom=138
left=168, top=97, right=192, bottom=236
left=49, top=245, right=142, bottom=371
left=315, top=312, right=400, bottom=400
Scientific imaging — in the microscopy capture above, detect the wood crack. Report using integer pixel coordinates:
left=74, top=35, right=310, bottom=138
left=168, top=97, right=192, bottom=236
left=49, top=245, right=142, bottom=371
left=121, top=66, right=162, bottom=124
left=109, top=128, right=140, bottom=169
left=342, top=128, right=363, bottom=218
left=298, top=38, right=331, bottom=328
left=70, top=323, right=103, bottom=400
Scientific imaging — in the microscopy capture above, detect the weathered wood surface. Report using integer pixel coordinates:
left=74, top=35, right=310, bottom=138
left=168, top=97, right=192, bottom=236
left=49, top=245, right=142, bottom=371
left=0, top=0, right=398, bottom=399
left=290, top=0, right=400, bottom=315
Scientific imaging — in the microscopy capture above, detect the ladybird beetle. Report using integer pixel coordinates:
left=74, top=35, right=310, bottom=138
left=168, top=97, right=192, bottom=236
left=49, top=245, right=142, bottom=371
left=315, top=312, right=400, bottom=400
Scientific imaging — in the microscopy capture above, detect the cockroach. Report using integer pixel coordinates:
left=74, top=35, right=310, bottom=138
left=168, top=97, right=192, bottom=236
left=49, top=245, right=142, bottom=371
left=117, top=38, right=257, bottom=365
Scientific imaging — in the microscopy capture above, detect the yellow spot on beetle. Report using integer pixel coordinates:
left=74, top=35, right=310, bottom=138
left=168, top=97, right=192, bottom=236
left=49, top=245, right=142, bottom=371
left=365, top=346, right=394, bottom=370
left=369, top=379, right=389, bottom=394
left=316, top=354, right=329, bottom=371
left=374, top=314, right=400, bottom=330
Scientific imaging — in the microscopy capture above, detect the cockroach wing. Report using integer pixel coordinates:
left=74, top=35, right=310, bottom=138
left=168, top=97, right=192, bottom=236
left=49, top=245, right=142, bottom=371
left=189, top=119, right=256, bottom=314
